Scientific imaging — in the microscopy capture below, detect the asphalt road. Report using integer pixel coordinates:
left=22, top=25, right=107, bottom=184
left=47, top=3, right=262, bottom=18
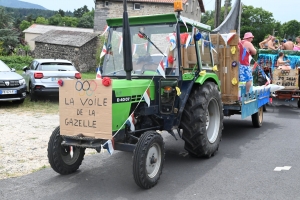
left=1, top=99, right=300, bottom=200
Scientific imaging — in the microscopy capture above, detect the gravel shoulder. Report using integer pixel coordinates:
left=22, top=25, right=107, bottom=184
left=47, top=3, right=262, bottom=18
left=0, top=111, right=94, bottom=179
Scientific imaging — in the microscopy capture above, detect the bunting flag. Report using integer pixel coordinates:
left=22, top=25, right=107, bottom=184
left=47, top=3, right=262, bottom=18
left=167, top=33, right=176, bottom=51
left=220, top=33, right=236, bottom=46
left=103, top=139, right=114, bottom=155
left=185, top=34, right=192, bottom=48
left=100, top=44, right=107, bottom=59
left=126, top=113, right=135, bottom=131
left=132, top=44, right=137, bottom=55
left=101, top=25, right=110, bottom=36
left=201, top=39, right=204, bottom=55
left=118, top=36, right=123, bottom=54
left=143, top=88, right=151, bottom=107
left=96, top=67, right=102, bottom=79
left=144, top=43, right=148, bottom=51
left=249, top=55, right=253, bottom=64
left=180, top=17, right=188, bottom=32
left=157, top=60, right=166, bottom=78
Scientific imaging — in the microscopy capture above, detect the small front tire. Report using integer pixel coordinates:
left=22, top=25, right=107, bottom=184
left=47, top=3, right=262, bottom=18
left=133, top=131, right=165, bottom=189
left=47, top=126, right=85, bottom=175
left=252, top=106, right=263, bottom=128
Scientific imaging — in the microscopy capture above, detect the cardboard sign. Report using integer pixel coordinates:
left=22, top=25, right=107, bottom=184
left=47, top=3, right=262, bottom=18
left=273, top=69, right=299, bottom=90
left=59, top=79, right=112, bottom=139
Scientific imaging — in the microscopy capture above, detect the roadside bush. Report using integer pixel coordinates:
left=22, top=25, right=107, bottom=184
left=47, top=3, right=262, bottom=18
left=0, top=55, right=33, bottom=70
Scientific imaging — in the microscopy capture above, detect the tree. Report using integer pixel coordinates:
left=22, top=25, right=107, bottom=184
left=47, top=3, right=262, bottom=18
left=58, top=9, right=65, bottom=17
left=282, top=20, right=300, bottom=39
left=60, top=16, right=78, bottom=27
left=48, top=13, right=62, bottom=25
left=35, top=17, right=48, bottom=25
left=77, top=10, right=94, bottom=28
left=74, top=5, right=90, bottom=18
left=0, top=7, right=19, bottom=55
left=240, top=6, right=276, bottom=46
left=19, top=20, right=31, bottom=31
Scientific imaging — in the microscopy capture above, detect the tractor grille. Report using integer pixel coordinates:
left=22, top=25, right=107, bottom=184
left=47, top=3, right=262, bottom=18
left=131, top=95, right=142, bottom=102
left=0, top=80, right=20, bottom=88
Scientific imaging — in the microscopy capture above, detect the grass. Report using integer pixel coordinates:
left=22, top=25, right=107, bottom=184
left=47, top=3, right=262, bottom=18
left=31, top=165, right=48, bottom=173
left=0, top=97, right=59, bottom=114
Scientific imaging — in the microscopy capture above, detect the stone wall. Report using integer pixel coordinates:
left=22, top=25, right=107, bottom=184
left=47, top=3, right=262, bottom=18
left=34, top=37, right=98, bottom=72
left=94, top=1, right=174, bottom=33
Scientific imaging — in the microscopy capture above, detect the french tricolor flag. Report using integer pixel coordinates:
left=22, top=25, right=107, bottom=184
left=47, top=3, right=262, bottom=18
left=144, top=43, right=148, bottom=51
left=143, top=88, right=150, bottom=107
left=104, top=139, right=114, bottom=155
left=126, top=113, right=135, bottom=131
left=132, top=44, right=137, bottom=55
left=118, top=36, right=123, bottom=54
left=157, top=60, right=166, bottom=78
left=100, top=44, right=107, bottom=59
left=96, top=67, right=102, bottom=79
left=101, top=25, right=110, bottom=36
left=185, top=34, right=192, bottom=48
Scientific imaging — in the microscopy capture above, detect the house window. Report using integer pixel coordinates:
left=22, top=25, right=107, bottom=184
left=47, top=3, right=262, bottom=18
left=134, top=3, right=141, bottom=10
left=104, top=1, right=109, bottom=7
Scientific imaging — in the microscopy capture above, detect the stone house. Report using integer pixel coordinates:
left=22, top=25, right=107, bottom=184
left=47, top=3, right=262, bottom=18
left=94, top=0, right=205, bottom=33
left=23, top=24, right=94, bottom=50
left=33, top=30, right=99, bottom=72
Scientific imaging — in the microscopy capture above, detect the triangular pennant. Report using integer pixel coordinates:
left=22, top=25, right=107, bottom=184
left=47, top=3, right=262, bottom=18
left=143, top=88, right=150, bottom=107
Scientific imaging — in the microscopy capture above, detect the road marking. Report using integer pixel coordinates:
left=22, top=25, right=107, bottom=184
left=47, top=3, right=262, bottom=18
left=274, top=166, right=292, bottom=171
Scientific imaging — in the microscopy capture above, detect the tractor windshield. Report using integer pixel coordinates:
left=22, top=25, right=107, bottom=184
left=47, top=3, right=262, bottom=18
left=102, top=23, right=179, bottom=77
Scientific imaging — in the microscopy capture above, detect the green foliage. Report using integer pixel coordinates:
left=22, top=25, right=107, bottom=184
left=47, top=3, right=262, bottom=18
left=58, top=9, right=65, bottom=17
left=240, top=6, right=276, bottom=47
left=0, top=55, right=33, bottom=70
left=282, top=20, right=300, bottom=39
left=77, top=11, right=94, bottom=28
left=74, top=5, right=90, bottom=18
left=60, top=16, right=78, bottom=27
left=0, top=41, right=5, bottom=55
left=35, top=17, right=48, bottom=25
left=19, top=20, right=31, bottom=31
left=48, top=13, right=62, bottom=25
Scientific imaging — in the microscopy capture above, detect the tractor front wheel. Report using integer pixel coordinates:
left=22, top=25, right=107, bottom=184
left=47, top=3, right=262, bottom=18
left=133, top=131, right=165, bottom=189
left=181, top=82, right=223, bottom=158
left=47, top=126, right=85, bottom=175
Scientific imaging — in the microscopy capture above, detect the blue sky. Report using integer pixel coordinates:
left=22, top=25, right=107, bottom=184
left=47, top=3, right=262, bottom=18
left=21, top=0, right=297, bottom=23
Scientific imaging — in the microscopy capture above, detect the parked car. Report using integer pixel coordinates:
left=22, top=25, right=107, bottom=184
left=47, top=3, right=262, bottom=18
left=22, top=59, right=81, bottom=101
left=0, top=60, right=26, bottom=104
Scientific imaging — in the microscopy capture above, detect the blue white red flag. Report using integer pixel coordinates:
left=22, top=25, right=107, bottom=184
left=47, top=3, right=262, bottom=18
left=104, top=139, right=114, bottom=155
left=185, top=34, right=192, bottom=48
left=126, top=113, right=135, bottom=131
left=157, top=60, right=166, bottom=78
left=167, top=33, right=176, bottom=51
left=100, top=44, right=107, bottom=59
left=101, top=25, right=110, bottom=36
left=143, top=88, right=151, bottom=107
left=144, top=43, right=148, bottom=51
left=96, top=67, right=102, bottom=79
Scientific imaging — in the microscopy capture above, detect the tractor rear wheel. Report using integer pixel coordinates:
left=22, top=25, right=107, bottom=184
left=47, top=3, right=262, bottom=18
left=133, top=131, right=165, bottom=189
left=47, top=126, right=85, bottom=175
left=181, top=82, right=223, bottom=158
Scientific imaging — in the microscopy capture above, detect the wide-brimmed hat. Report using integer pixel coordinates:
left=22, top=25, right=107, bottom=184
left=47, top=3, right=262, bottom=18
left=243, top=32, right=254, bottom=39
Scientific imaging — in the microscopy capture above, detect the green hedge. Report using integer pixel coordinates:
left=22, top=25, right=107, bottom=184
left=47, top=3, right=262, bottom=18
left=0, top=56, right=34, bottom=70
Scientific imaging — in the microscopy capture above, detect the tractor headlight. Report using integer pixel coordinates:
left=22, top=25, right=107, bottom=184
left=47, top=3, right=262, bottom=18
left=19, top=79, right=25, bottom=85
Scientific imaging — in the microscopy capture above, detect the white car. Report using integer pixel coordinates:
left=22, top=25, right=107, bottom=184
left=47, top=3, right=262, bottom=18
left=22, top=59, right=81, bottom=101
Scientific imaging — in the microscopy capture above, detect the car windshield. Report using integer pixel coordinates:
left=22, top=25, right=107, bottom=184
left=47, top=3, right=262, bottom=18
left=0, top=60, right=11, bottom=72
left=102, top=23, right=179, bottom=76
left=40, top=62, right=76, bottom=71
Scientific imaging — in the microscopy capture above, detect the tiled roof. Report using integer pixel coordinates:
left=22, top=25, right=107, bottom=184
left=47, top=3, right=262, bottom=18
left=34, top=30, right=98, bottom=47
left=23, top=24, right=94, bottom=34
left=126, top=0, right=188, bottom=3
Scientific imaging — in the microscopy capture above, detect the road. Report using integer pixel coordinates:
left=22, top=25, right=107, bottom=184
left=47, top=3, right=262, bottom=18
left=1, top=99, right=300, bottom=200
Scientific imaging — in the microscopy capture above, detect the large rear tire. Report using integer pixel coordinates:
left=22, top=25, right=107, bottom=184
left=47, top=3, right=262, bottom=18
left=133, top=131, right=165, bottom=189
left=180, top=82, right=223, bottom=158
left=47, top=126, right=85, bottom=175
left=251, top=107, right=263, bottom=128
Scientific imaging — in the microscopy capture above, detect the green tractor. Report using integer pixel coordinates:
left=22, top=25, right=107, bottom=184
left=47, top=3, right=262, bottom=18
left=47, top=0, right=223, bottom=189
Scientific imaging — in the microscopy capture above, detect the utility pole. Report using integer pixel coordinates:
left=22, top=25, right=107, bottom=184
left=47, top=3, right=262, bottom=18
left=214, top=0, right=221, bottom=28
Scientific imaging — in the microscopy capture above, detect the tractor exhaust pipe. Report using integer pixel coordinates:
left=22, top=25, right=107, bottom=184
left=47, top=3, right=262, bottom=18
left=122, top=0, right=133, bottom=80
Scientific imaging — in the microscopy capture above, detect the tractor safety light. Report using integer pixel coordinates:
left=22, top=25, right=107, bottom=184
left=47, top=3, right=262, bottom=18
left=174, top=0, right=183, bottom=12
left=164, top=86, right=173, bottom=93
